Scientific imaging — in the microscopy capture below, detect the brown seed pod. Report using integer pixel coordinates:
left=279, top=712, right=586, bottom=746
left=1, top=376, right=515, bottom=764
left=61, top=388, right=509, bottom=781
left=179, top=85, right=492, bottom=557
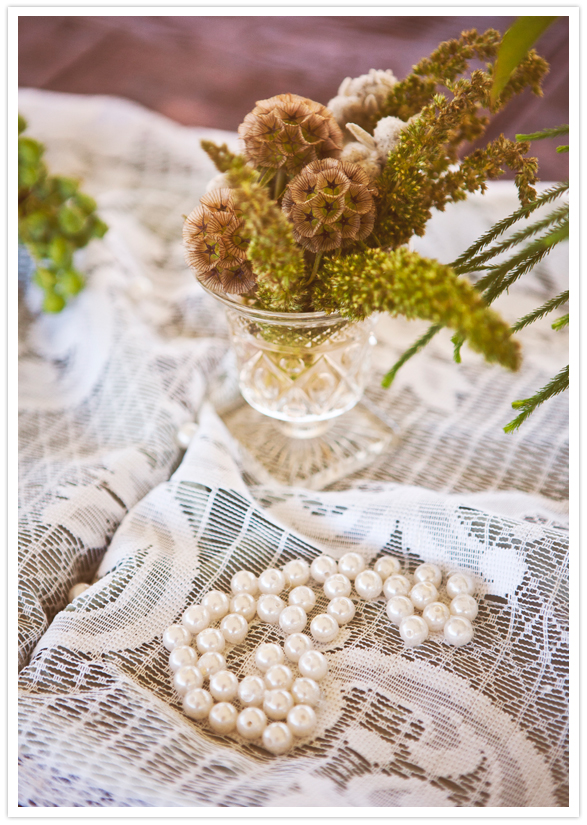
left=282, top=159, right=377, bottom=252
left=238, top=93, right=343, bottom=176
left=183, top=189, right=256, bottom=295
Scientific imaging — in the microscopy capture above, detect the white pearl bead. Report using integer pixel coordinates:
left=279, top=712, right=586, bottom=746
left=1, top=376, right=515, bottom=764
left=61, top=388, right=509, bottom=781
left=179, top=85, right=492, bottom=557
left=68, top=582, right=90, bottom=601
left=444, top=615, right=474, bottom=646
left=298, top=650, right=328, bottom=681
left=238, top=675, right=266, bottom=707
left=310, top=613, right=339, bottom=643
left=220, top=612, right=249, bottom=644
left=168, top=645, right=198, bottom=673
left=162, top=624, right=192, bottom=652
left=258, top=568, right=286, bottom=595
left=173, top=665, right=204, bottom=696
left=182, top=687, right=213, bottom=720
left=283, top=633, right=314, bottom=663
left=262, top=721, right=293, bottom=754
left=373, top=556, right=401, bottom=580
left=326, top=596, right=356, bottom=625
left=354, top=569, right=383, bottom=600
left=382, top=574, right=411, bottom=599
left=287, top=704, right=317, bottom=737
left=256, top=594, right=286, bottom=623
left=237, top=706, right=268, bottom=740
left=414, top=563, right=442, bottom=588
left=229, top=593, right=257, bottom=621
left=282, top=559, right=310, bottom=587
left=254, top=642, right=284, bottom=672
left=176, top=420, right=198, bottom=449
left=386, top=595, right=414, bottom=625
left=310, top=555, right=338, bottom=583
left=230, top=570, right=258, bottom=596
left=450, top=594, right=478, bottom=621
left=196, top=628, right=225, bottom=654
left=323, top=573, right=352, bottom=600
left=422, top=601, right=450, bottom=631
left=263, top=689, right=294, bottom=721
left=337, top=552, right=365, bottom=580
left=197, top=651, right=226, bottom=679
left=399, top=615, right=429, bottom=647
left=446, top=573, right=474, bottom=598
left=409, top=581, right=438, bottom=610
left=279, top=605, right=307, bottom=634
left=291, top=677, right=321, bottom=707
left=289, top=585, right=316, bottom=612
left=209, top=669, right=239, bottom=702
left=201, top=590, right=230, bottom=621
left=264, top=664, right=294, bottom=691
left=182, top=605, right=211, bottom=635
left=208, top=702, right=237, bottom=733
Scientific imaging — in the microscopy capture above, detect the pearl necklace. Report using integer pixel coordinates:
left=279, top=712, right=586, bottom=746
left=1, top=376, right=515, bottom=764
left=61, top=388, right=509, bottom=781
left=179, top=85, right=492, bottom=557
left=161, top=554, right=479, bottom=754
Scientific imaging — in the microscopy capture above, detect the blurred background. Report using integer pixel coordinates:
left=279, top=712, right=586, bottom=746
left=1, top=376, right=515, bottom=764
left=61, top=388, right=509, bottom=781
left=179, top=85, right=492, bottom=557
left=19, top=14, right=569, bottom=179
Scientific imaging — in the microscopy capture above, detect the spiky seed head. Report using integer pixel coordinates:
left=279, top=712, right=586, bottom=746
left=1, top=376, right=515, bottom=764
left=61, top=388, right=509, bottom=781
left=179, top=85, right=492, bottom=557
left=183, top=188, right=256, bottom=295
left=283, top=158, right=377, bottom=252
left=238, top=93, right=343, bottom=176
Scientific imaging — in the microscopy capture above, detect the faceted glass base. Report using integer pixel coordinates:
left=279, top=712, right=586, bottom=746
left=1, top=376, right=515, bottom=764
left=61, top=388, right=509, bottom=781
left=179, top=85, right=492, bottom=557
left=221, top=402, right=397, bottom=490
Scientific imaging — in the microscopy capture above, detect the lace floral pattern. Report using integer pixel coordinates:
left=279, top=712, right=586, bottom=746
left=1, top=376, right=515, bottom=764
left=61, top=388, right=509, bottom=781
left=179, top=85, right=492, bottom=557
left=17, top=89, right=568, bottom=807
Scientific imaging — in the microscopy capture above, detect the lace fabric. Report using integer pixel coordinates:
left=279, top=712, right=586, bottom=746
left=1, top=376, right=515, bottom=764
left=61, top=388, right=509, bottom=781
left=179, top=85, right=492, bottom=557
left=18, top=89, right=569, bottom=808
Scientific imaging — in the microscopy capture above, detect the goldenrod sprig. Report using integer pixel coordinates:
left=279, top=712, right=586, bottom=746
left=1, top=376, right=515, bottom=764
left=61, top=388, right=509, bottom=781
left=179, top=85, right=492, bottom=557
left=314, top=247, right=521, bottom=371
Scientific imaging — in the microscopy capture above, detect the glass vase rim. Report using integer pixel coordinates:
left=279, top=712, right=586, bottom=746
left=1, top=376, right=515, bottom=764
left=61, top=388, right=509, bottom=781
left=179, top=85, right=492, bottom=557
left=199, top=282, right=349, bottom=323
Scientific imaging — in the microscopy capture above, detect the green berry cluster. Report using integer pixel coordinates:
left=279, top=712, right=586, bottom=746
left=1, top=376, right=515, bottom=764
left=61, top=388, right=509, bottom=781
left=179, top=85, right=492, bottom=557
left=18, top=114, right=108, bottom=312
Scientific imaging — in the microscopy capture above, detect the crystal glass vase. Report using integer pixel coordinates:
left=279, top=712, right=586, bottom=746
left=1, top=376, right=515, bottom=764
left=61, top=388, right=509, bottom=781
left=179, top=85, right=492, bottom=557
left=204, top=289, right=396, bottom=488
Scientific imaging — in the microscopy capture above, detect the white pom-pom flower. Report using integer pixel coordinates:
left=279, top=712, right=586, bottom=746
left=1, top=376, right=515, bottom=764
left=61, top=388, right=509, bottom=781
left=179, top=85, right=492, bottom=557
left=373, top=116, right=410, bottom=161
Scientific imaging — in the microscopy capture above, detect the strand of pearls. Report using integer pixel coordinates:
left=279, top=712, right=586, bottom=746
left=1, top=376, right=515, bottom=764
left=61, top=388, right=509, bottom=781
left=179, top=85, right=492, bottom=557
left=162, top=554, right=479, bottom=753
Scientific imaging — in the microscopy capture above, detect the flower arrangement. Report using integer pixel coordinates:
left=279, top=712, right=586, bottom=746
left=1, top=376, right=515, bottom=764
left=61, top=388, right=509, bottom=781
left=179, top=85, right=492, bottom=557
left=183, top=28, right=550, bottom=375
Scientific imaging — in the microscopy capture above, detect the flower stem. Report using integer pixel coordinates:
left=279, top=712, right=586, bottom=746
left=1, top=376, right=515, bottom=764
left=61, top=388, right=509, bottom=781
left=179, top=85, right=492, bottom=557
left=257, top=168, right=276, bottom=188
left=309, top=252, right=323, bottom=282
left=273, top=169, right=287, bottom=199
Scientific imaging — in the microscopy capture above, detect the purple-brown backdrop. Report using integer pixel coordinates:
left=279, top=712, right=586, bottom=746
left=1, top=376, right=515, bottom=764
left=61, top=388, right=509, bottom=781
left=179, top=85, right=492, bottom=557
left=19, top=15, right=569, bottom=180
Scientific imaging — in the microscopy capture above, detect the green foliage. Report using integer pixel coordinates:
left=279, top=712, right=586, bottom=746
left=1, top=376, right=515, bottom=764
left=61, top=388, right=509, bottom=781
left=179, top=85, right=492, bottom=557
left=386, top=169, right=568, bottom=431
left=374, top=29, right=501, bottom=124
left=490, top=16, right=557, bottom=105
left=193, top=28, right=553, bottom=386
left=551, top=313, right=568, bottom=331
left=504, top=365, right=568, bottom=432
left=516, top=124, right=569, bottom=141
left=372, top=40, right=547, bottom=251
left=511, top=291, right=568, bottom=332
left=18, top=114, right=107, bottom=312
left=313, top=247, right=520, bottom=372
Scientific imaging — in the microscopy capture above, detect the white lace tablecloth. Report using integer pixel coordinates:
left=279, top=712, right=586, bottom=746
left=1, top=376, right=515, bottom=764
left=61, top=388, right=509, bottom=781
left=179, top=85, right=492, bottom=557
left=17, top=89, right=569, bottom=808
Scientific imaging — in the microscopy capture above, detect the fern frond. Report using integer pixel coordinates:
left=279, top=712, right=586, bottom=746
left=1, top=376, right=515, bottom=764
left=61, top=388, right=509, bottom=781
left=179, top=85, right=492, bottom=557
left=512, top=290, right=569, bottom=332
left=477, top=218, right=568, bottom=300
left=457, top=203, right=568, bottom=274
left=551, top=314, right=569, bottom=331
left=504, top=365, right=568, bottom=432
left=451, top=181, right=568, bottom=270
left=516, top=124, right=569, bottom=141
left=381, top=324, right=442, bottom=387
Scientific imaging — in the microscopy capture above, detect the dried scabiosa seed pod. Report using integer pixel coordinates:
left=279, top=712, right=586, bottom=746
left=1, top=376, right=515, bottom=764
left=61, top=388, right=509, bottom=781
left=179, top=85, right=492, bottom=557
left=282, top=159, right=377, bottom=253
left=238, top=93, right=343, bottom=177
left=183, top=189, right=256, bottom=295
